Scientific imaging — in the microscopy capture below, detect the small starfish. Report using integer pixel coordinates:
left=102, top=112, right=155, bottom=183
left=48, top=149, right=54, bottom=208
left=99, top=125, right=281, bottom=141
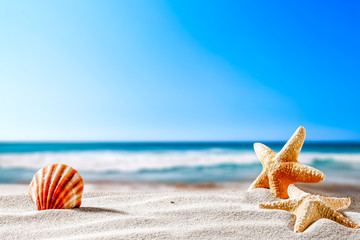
left=248, top=126, right=325, bottom=199
left=259, top=184, right=359, bottom=232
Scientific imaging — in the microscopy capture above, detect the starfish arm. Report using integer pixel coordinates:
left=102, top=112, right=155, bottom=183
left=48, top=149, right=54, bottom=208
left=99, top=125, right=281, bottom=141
left=259, top=199, right=298, bottom=211
left=269, top=174, right=290, bottom=199
left=294, top=213, right=320, bottom=233
left=276, top=126, right=306, bottom=162
left=287, top=184, right=309, bottom=199
left=248, top=171, right=269, bottom=190
left=321, top=204, right=360, bottom=229
left=287, top=162, right=325, bottom=184
left=318, top=196, right=351, bottom=211
left=293, top=201, right=320, bottom=232
left=254, top=143, right=276, bottom=166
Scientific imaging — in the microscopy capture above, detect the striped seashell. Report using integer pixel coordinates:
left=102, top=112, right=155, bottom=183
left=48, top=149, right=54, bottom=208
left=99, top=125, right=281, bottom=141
left=29, top=164, right=84, bottom=210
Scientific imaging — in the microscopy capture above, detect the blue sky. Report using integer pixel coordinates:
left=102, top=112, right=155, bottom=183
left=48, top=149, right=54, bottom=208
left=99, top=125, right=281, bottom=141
left=0, top=1, right=359, bottom=141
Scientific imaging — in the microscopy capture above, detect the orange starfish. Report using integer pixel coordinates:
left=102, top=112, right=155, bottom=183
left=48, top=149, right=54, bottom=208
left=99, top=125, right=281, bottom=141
left=248, top=126, right=325, bottom=199
left=259, top=184, right=359, bottom=232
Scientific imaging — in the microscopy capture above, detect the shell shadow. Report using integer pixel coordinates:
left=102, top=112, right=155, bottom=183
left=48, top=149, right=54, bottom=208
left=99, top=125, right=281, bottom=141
left=75, top=207, right=127, bottom=214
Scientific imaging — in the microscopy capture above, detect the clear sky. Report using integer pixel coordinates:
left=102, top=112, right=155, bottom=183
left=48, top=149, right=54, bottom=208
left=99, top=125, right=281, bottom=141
left=0, top=1, right=359, bottom=141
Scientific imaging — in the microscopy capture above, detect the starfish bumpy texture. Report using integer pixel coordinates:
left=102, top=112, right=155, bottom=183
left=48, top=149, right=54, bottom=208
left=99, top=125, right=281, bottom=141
left=248, top=126, right=325, bottom=199
left=259, top=184, right=359, bottom=232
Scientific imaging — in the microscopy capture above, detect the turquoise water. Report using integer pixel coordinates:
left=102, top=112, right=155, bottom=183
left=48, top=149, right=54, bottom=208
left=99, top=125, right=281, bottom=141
left=0, top=142, right=359, bottom=184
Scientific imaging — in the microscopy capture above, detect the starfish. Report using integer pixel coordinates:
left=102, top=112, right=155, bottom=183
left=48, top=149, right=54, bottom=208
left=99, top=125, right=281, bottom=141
left=259, top=184, right=359, bottom=232
left=248, top=126, right=325, bottom=199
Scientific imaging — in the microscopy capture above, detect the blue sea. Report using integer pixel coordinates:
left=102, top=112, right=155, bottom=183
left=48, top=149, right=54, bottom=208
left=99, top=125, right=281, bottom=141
left=0, top=142, right=359, bottom=184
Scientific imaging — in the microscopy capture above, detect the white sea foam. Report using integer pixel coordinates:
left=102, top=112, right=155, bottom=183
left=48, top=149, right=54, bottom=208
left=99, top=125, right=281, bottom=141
left=0, top=150, right=256, bottom=171
left=0, top=150, right=360, bottom=172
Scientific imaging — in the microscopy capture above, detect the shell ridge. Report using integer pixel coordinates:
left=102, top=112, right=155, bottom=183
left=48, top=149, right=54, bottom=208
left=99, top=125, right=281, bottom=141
left=55, top=170, right=83, bottom=209
left=53, top=170, right=78, bottom=209
left=50, top=166, right=73, bottom=209
left=42, top=165, right=54, bottom=210
left=48, top=164, right=66, bottom=209
left=62, top=180, right=83, bottom=208
left=44, top=164, right=57, bottom=209
left=52, top=167, right=77, bottom=209
left=28, top=173, right=38, bottom=208
left=40, top=166, right=47, bottom=210
left=36, top=168, right=44, bottom=210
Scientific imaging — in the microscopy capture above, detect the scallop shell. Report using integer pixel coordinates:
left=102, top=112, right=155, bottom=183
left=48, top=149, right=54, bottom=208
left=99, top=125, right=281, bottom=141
left=29, top=164, right=84, bottom=210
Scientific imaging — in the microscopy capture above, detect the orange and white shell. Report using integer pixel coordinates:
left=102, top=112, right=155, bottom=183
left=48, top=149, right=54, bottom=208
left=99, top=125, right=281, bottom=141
left=29, top=164, right=84, bottom=210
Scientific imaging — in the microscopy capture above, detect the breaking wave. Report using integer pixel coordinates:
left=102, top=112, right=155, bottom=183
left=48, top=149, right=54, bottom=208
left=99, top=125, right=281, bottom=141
left=0, top=149, right=360, bottom=183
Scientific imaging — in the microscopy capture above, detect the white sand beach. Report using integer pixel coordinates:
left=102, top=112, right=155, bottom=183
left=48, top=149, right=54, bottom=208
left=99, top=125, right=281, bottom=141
left=0, top=184, right=359, bottom=240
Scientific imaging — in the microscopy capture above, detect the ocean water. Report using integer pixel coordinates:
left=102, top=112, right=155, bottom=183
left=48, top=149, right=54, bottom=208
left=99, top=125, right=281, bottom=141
left=0, top=142, right=359, bottom=184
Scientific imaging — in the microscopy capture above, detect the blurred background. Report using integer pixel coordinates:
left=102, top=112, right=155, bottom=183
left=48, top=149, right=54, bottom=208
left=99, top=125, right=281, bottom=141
left=0, top=1, right=359, bottom=189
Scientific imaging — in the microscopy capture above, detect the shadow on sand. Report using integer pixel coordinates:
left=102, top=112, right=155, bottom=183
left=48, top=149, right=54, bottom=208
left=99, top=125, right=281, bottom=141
left=74, top=207, right=127, bottom=214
